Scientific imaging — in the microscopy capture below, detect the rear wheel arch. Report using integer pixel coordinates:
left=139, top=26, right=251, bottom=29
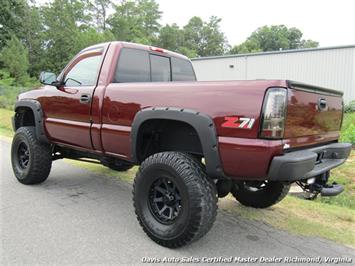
left=14, top=100, right=48, bottom=143
left=131, top=107, right=225, bottom=179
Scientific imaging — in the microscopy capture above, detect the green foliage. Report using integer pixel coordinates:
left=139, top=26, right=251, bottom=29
left=87, top=0, right=112, bottom=31
left=156, top=16, right=229, bottom=58
left=0, top=69, right=37, bottom=109
left=0, top=108, right=15, bottom=137
left=230, top=25, right=319, bottom=54
left=0, top=0, right=320, bottom=81
left=344, top=100, right=355, bottom=113
left=0, top=0, right=27, bottom=50
left=340, top=112, right=355, bottom=144
left=22, top=5, right=45, bottom=77
left=0, top=36, right=30, bottom=85
left=316, top=150, right=355, bottom=209
left=155, top=23, right=197, bottom=58
left=74, top=29, right=115, bottom=52
left=40, top=0, right=92, bottom=73
left=183, top=16, right=229, bottom=57
left=107, top=0, right=161, bottom=44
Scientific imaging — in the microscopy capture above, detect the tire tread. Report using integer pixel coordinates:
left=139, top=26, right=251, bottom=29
left=133, top=152, right=217, bottom=248
left=11, top=127, right=52, bottom=185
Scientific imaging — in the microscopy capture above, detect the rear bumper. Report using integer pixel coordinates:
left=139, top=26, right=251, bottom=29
left=268, top=142, right=352, bottom=181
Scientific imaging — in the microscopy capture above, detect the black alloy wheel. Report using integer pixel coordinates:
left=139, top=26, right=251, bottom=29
left=148, top=177, right=182, bottom=224
left=17, top=142, right=30, bottom=169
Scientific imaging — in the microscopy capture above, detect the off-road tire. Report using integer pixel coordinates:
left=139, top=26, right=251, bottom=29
left=232, top=181, right=290, bottom=208
left=11, top=127, right=52, bottom=185
left=133, top=152, right=217, bottom=248
left=107, top=160, right=134, bottom=172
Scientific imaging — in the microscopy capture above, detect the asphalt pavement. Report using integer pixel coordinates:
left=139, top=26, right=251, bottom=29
left=1, top=138, right=354, bottom=265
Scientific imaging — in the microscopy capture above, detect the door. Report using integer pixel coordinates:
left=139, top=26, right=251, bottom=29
left=44, top=50, right=103, bottom=149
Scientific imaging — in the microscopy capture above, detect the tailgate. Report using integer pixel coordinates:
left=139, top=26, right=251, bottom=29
left=284, top=81, right=343, bottom=142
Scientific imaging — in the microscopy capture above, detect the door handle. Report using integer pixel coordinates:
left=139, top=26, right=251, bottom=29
left=80, top=94, right=91, bottom=104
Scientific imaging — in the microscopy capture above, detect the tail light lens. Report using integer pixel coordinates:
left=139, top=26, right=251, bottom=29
left=260, top=88, right=287, bottom=139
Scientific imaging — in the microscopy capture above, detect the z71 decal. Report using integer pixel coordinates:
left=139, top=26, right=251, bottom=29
left=221, top=116, right=255, bottom=129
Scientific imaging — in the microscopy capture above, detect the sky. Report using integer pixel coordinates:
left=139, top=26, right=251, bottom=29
left=156, top=0, right=355, bottom=47
left=36, top=0, right=355, bottom=47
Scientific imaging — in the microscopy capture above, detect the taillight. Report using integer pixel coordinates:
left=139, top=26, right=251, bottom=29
left=260, top=87, right=287, bottom=139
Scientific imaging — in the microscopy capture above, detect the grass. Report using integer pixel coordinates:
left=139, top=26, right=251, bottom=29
left=340, top=112, right=355, bottom=144
left=316, top=151, right=355, bottom=209
left=342, top=112, right=355, bottom=130
left=0, top=107, right=354, bottom=247
left=0, top=108, right=14, bottom=137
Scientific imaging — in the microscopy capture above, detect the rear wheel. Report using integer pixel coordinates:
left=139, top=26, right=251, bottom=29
left=11, top=127, right=52, bottom=185
left=231, top=180, right=290, bottom=208
left=133, top=152, right=217, bottom=248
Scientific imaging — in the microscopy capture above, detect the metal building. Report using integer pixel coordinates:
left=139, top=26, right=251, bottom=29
left=191, top=45, right=355, bottom=103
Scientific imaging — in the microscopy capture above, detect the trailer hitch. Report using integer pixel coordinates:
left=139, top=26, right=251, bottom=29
left=296, top=171, right=344, bottom=200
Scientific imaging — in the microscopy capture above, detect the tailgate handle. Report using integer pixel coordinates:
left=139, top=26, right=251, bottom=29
left=318, top=98, right=327, bottom=111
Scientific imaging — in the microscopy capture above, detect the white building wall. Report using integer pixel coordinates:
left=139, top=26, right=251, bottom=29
left=192, top=46, right=355, bottom=103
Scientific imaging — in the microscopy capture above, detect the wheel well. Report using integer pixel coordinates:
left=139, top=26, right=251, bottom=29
left=14, top=107, right=35, bottom=130
left=136, top=119, right=203, bottom=163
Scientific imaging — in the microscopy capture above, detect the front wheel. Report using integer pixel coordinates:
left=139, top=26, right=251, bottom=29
left=11, top=127, right=52, bottom=185
left=231, top=180, right=290, bottom=208
left=133, top=152, right=217, bottom=248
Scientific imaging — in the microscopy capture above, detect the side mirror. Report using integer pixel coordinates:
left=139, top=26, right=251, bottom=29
left=39, top=71, right=58, bottom=86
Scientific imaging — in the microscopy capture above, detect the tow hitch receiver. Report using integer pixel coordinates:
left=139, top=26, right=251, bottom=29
left=296, top=171, right=344, bottom=199
left=318, top=183, right=344, bottom=196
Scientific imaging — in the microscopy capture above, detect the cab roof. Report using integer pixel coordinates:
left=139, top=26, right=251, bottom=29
left=81, top=41, right=189, bottom=60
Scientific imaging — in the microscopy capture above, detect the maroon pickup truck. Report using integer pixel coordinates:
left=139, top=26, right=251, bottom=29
left=11, top=41, right=351, bottom=248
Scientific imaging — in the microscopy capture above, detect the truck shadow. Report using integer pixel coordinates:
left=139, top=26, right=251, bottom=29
left=3, top=157, right=354, bottom=264
left=47, top=162, right=354, bottom=256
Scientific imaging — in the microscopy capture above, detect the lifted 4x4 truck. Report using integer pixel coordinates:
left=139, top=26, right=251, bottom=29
left=11, top=41, right=352, bottom=248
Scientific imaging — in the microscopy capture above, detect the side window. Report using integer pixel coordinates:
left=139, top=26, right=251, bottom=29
left=115, top=48, right=150, bottom=82
left=172, top=57, right=196, bottom=81
left=150, top=54, right=171, bottom=82
left=65, top=55, right=102, bottom=86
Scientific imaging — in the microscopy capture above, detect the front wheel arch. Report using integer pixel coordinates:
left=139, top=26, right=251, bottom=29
left=14, top=99, right=48, bottom=143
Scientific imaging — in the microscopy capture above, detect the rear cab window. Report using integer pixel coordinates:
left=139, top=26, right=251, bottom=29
left=113, top=48, right=196, bottom=83
left=171, top=57, right=196, bottom=81
left=150, top=54, right=171, bottom=82
left=114, top=48, right=150, bottom=82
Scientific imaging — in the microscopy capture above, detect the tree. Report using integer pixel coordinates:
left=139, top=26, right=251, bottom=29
left=230, top=25, right=319, bottom=54
left=22, top=5, right=45, bottom=77
left=107, top=0, right=161, bottom=44
left=155, top=23, right=197, bottom=58
left=74, top=28, right=115, bottom=52
left=87, top=0, right=112, bottom=31
left=41, top=0, right=97, bottom=73
left=0, top=0, right=27, bottom=50
left=183, top=16, right=229, bottom=57
left=0, top=36, right=29, bottom=85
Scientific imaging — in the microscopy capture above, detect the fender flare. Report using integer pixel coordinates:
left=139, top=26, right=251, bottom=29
left=131, top=107, right=225, bottom=179
left=14, top=99, right=48, bottom=143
